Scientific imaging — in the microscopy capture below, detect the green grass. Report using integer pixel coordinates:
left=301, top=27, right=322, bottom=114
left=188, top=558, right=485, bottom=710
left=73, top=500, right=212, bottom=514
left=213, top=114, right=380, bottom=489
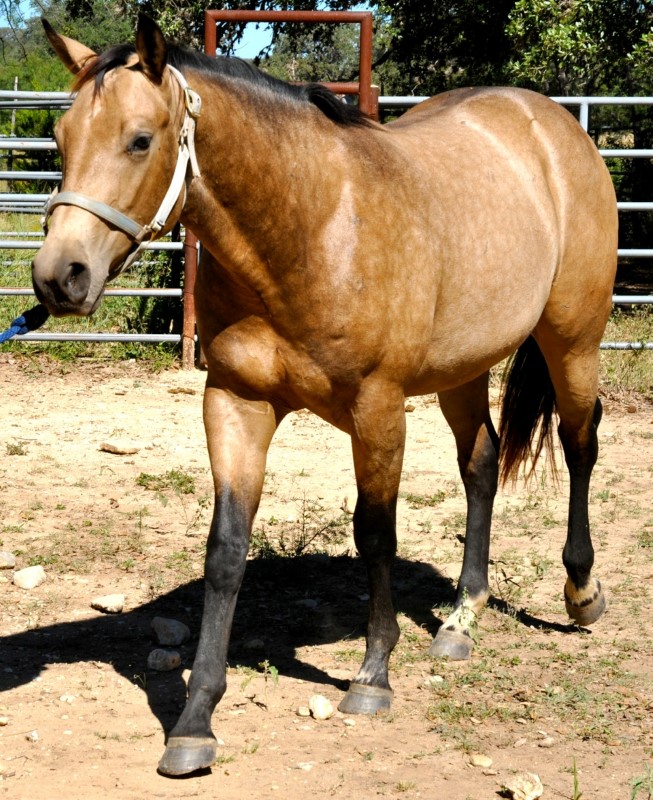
left=601, top=306, right=653, bottom=393
left=136, top=469, right=196, bottom=495
left=0, top=211, right=183, bottom=366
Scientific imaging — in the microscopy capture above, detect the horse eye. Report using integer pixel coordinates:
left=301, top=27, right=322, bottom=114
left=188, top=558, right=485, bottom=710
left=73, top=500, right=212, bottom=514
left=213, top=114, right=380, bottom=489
left=129, top=135, right=152, bottom=154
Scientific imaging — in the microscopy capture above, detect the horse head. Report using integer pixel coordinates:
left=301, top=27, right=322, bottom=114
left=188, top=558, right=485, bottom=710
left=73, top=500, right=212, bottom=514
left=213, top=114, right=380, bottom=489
left=32, top=16, right=193, bottom=317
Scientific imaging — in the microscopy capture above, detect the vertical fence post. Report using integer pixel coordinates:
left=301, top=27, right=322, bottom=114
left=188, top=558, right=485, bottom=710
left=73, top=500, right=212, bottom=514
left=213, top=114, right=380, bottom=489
left=182, top=229, right=198, bottom=369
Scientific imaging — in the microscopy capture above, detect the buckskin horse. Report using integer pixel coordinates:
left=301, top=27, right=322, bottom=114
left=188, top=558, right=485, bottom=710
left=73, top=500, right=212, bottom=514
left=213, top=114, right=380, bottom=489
left=32, top=16, right=617, bottom=775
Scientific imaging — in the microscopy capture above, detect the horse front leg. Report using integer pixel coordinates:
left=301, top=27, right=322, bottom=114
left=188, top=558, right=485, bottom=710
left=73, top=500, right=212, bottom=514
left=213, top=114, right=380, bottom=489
left=158, top=386, right=281, bottom=776
left=338, top=383, right=406, bottom=715
left=429, top=376, right=499, bottom=660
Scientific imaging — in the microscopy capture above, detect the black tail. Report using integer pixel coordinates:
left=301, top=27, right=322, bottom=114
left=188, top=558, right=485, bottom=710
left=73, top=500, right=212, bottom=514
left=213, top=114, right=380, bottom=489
left=499, top=336, right=557, bottom=485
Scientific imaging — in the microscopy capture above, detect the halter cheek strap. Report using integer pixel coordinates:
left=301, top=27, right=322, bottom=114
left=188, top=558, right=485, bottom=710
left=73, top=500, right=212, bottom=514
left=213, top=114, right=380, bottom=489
left=42, top=65, right=202, bottom=273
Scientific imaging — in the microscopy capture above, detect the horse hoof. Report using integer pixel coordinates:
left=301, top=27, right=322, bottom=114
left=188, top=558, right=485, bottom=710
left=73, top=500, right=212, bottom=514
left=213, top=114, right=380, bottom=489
left=157, top=736, right=217, bottom=776
left=565, top=578, right=606, bottom=627
left=338, top=683, right=393, bottom=715
left=428, top=627, right=474, bottom=660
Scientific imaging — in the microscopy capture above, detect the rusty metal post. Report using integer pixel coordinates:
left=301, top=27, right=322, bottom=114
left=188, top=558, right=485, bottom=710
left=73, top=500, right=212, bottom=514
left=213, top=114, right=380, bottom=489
left=204, top=10, right=375, bottom=118
left=182, top=229, right=198, bottom=369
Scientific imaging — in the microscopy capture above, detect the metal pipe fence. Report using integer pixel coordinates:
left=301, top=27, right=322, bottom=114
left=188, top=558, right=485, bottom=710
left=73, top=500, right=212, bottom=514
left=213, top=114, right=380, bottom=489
left=1, top=90, right=652, bottom=354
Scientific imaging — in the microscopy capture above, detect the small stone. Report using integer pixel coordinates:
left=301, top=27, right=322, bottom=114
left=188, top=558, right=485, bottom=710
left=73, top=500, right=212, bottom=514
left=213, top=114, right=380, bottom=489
left=0, top=551, right=16, bottom=570
left=147, top=649, right=181, bottom=672
left=297, top=762, right=315, bottom=771
left=499, top=772, right=544, bottom=800
left=151, top=616, right=191, bottom=646
left=25, top=730, right=39, bottom=742
left=422, top=675, right=444, bottom=688
left=308, top=694, right=334, bottom=721
left=295, top=599, right=318, bottom=610
left=91, top=594, right=124, bottom=614
left=343, top=718, right=356, bottom=727
left=59, top=694, right=76, bottom=704
left=99, top=441, right=140, bottom=455
left=296, top=706, right=311, bottom=717
left=405, top=403, right=416, bottom=412
left=469, top=754, right=493, bottom=768
left=513, top=737, right=528, bottom=748
left=13, top=565, right=46, bottom=590
left=538, top=736, right=555, bottom=748
left=0, top=716, right=9, bottom=726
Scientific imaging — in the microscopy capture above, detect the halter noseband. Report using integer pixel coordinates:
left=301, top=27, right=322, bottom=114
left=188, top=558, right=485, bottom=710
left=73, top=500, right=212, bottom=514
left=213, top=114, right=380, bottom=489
left=42, top=65, right=202, bottom=274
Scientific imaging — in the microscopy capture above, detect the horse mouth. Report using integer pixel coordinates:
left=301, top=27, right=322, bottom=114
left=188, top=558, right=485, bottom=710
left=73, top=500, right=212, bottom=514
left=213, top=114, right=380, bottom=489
left=32, top=271, right=105, bottom=318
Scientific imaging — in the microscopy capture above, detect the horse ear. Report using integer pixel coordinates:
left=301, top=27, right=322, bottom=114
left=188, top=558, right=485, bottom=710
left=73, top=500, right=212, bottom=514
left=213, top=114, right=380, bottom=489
left=135, top=14, right=167, bottom=83
left=42, top=18, right=97, bottom=75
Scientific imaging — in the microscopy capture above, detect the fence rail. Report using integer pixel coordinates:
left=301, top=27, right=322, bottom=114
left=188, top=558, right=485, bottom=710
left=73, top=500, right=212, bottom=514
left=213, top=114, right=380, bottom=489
left=1, top=90, right=652, bottom=356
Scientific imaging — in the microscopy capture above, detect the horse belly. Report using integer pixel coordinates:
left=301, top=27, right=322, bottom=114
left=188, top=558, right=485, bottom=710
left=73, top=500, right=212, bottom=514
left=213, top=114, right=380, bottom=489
left=407, top=230, right=556, bottom=395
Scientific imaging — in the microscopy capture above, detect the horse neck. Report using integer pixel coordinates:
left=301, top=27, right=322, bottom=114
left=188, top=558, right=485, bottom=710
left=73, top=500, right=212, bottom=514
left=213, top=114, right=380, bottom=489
left=180, top=69, right=350, bottom=275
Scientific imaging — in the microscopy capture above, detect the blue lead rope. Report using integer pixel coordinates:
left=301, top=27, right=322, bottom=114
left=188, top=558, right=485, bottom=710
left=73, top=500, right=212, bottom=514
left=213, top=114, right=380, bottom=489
left=0, top=304, right=50, bottom=343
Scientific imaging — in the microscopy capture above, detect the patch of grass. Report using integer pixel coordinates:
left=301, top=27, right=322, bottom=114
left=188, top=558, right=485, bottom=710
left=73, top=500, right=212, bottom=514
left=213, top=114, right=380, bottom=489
left=136, top=469, right=195, bottom=495
left=403, top=491, right=446, bottom=508
left=572, top=758, right=583, bottom=800
left=631, top=766, right=653, bottom=800
left=6, top=442, right=27, bottom=456
left=250, top=495, right=351, bottom=558
left=601, top=306, right=653, bottom=393
left=0, top=230, right=183, bottom=367
left=638, top=527, right=653, bottom=549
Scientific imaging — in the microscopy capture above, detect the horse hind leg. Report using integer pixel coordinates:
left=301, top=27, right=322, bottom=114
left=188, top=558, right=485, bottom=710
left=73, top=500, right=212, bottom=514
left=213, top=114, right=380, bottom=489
left=429, top=374, right=499, bottom=660
left=502, top=333, right=606, bottom=627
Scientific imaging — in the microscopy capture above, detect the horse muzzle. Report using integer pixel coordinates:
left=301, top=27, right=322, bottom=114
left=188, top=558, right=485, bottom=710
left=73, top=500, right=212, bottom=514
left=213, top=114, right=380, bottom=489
left=32, top=246, right=103, bottom=317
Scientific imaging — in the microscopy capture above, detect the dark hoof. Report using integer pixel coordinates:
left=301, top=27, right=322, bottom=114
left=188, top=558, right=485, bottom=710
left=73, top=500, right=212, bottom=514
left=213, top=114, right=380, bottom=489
left=338, top=683, right=393, bottom=715
left=158, top=736, right=217, bottom=776
left=565, top=579, right=606, bottom=627
left=429, top=627, right=474, bottom=660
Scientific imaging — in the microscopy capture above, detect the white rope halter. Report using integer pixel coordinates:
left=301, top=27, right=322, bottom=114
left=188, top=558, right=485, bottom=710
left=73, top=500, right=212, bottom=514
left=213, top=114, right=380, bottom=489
left=42, top=65, right=202, bottom=274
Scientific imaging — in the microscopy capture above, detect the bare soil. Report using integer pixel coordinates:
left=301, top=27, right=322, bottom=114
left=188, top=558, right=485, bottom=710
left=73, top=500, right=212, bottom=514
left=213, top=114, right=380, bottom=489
left=1, top=355, right=652, bottom=800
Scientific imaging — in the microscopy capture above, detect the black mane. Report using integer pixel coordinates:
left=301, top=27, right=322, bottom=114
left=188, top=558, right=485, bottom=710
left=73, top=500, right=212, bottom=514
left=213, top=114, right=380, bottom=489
left=75, top=42, right=369, bottom=128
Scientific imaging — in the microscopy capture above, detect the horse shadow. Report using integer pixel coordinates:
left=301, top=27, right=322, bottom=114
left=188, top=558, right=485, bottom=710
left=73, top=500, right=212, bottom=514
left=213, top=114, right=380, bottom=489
left=0, top=553, right=578, bottom=734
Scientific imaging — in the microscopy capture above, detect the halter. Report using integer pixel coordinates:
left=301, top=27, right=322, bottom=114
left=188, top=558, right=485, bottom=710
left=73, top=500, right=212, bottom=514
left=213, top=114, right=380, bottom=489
left=41, top=65, right=202, bottom=274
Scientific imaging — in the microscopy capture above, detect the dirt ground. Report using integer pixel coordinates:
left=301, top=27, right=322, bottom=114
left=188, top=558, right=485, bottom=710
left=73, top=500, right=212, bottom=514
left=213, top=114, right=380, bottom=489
left=0, top=354, right=652, bottom=800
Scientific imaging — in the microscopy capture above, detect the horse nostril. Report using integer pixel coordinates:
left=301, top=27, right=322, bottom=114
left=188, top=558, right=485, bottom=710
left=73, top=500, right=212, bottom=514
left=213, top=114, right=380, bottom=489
left=60, top=261, right=90, bottom=303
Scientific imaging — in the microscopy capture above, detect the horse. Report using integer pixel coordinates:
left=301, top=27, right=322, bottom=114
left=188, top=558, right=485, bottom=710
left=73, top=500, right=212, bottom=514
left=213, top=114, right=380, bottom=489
left=33, top=15, right=618, bottom=776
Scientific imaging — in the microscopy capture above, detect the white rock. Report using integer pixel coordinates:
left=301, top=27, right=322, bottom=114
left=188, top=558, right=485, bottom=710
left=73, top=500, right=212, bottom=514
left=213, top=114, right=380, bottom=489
left=91, top=594, right=125, bottom=614
left=151, top=616, right=191, bottom=646
left=25, top=730, right=39, bottom=742
left=500, top=772, right=544, bottom=800
left=98, top=441, right=140, bottom=455
left=13, top=565, right=46, bottom=589
left=308, top=694, right=334, bottom=720
left=296, top=706, right=311, bottom=717
left=470, top=754, right=493, bottom=768
left=0, top=716, right=9, bottom=726
left=0, top=551, right=16, bottom=570
left=147, top=649, right=181, bottom=671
